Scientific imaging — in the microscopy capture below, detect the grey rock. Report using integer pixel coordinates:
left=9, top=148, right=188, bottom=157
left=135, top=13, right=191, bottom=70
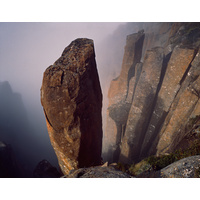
left=65, top=165, right=132, bottom=178
left=161, top=155, right=200, bottom=178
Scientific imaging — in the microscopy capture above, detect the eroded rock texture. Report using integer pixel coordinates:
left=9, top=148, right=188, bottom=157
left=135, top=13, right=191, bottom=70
left=140, top=47, right=195, bottom=158
left=41, top=38, right=103, bottom=175
left=104, top=23, right=200, bottom=166
left=160, top=155, right=200, bottom=178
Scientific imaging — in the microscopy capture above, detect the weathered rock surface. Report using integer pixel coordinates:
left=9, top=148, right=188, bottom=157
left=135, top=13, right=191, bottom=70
left=160, top=155, right=200, bottom=178
left=33, top=159, right=62, bottom=178
left=152, top=48, right=200, bottom=156
left=64, top=165, right=132, bottom=178
left=104, top=22, right=200, bottom=167
left=157, top=76, right=200, bottom=155
left=104, top=31, right=144, bottom=163
left=119, top=47, right=164, bottom=164
left=41, top=38, right=103, bottom=175
left=140, top=47, right=195, bottom=158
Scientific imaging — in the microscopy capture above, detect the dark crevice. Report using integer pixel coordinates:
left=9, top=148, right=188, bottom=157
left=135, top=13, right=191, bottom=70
left=125, top=33, right=145, bottom=101
left=137, top=52, right=172, bottom=160
left=179, top=49, right=198, bottom=86
left=131, top=63, right=143, bottom=103
left=140, top=110, right=168, bottom=159
left=60, top=71, right=64, bottom=85
left=43, top=108, right=53, bottom=128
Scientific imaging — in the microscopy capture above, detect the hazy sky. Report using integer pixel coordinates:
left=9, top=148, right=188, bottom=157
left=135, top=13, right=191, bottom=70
left=0, top=22, right=127, bottom=168
left=0, top=22, right=125, bottom=121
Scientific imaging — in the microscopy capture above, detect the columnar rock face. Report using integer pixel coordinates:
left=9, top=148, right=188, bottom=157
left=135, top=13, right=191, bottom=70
left=140, top=47, right=195, bottom=158
left=156, top=53, right=200, bottom=155
left=104, top=22, right=200, bottom=166
left=103, top=31, right=145, bottom=162
left=107, top=31, right=145, bottom=106
left=41, top=38, right=103, bottom=175
left=119, top=47, right=164, bottom=164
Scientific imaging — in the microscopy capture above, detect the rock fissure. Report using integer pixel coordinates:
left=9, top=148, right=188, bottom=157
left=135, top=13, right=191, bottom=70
left=104, top=23, right=200, bottom=168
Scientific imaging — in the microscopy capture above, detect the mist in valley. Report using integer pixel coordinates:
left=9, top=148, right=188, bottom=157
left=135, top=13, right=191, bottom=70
left=0, top=22, right=143, bottom=176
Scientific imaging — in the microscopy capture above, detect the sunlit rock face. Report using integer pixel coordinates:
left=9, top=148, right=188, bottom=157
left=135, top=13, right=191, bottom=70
left=104, top=22, right=200, bottom=165
left=156, top=52, right=200, bottom=155
left=41, top=38, right=103, bottom=175
left=140, top=47, right=195, bottom=158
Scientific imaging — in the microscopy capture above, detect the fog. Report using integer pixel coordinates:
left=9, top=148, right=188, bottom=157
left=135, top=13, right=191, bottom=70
left=0, top=22, right=140, bottom=175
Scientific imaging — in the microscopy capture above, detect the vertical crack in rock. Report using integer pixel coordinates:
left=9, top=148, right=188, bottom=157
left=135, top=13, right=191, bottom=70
left=119, top=47, right=164, bottom=164
left=156, top=49, right=200, bottom=155
left=139, top=52, right=172, bottom=159
left=140, top=47, right=196, bottom=158
left=41, top=38, right=103, bottom=175
left=104, top=31, right=145, bottom=163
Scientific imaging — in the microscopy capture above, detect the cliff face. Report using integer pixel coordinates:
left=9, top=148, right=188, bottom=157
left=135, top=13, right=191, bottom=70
left=41, top=38, right=103, bottom=175
left=104, top=22, right=200, bottom=164
left=0, top=81, right=41, bottom=176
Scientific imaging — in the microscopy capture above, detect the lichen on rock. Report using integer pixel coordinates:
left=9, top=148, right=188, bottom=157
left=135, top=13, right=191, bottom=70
left=41, top=38, right=103, bottom=175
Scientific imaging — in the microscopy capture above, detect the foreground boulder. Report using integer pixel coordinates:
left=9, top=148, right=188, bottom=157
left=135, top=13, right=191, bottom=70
left=41, top=38, right=103, bottom=175
left=160, top=155, right=200, bottom=178
left=64, top=165, right=132, bottom=178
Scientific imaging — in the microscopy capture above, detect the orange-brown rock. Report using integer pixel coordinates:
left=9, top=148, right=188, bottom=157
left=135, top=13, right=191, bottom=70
left=108, top=31, right=145, bottom=106
left=103, top=31, right=144, bottom=163
left=103, top=23, right=200, bottom=166
left=41, top=38, right=103, bottom=175
left=156, top=49, right=200, bottom=155
left=140, top=47, right=195, bottom=158
left=119, top=47, right=164, bottom=164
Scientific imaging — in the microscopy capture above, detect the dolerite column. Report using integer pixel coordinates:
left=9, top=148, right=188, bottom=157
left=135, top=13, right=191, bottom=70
left=41, top=38, right=103, bottom=175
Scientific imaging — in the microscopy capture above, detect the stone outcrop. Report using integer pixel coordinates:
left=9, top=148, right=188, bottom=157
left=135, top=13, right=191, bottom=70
left=104, top=22, right=200, bottom=166
left=160, top=155, right=200, bottom=178
left=41, top=38, right=103, bottom=175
